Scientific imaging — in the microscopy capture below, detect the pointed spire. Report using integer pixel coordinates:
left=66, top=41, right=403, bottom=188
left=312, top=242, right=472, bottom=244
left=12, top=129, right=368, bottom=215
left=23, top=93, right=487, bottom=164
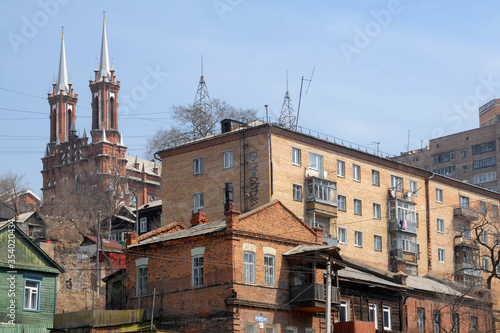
left=45, top=144, right=50, bottom=158
left=141, top=163, right=145, bottom=173
left=82, top=128, right=87, bottom=138
left=56, top=27, right=69, bottom=94
left=101, top=129, right=110, bottom=143
left=98, top=12, right=111, bottom=81
left=118, top=132, right=124, bottom=146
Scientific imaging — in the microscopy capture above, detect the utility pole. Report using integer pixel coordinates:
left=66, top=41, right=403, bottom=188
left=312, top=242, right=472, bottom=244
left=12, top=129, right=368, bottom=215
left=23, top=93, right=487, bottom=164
left=326, top=258, right=332, bottom=333
left=96, top=211, right=101, bottom=297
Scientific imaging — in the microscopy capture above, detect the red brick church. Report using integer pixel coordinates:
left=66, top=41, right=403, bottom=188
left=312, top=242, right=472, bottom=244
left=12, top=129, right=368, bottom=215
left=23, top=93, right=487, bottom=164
left=41, top=18, right=161, bottom=216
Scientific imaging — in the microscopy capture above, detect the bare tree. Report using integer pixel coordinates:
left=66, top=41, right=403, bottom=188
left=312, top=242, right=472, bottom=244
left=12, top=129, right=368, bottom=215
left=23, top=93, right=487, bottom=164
left=145, top=99, right=258, bottom=158
left=0, top=171, right=30, bottom=219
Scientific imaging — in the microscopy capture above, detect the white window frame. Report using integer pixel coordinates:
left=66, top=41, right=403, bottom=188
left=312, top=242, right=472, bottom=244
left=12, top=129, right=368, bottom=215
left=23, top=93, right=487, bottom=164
left=266, top=325, right=278, bottom=333
left=292, top=147, right=301, bottom=166
left=223, top=150, right=233, bottom=169
left=354, top=199, right=362, bottom=215
left=372, top=170, right=380, bottom=186
left=244, top=251, right=256, bottom=284
left=438, top=248, right=445, bottom=263
left=410, top=180, right=418, bottom=195
left=192, top=255, right=204, bottom=287
left=383, top=305, right=391, bottom=330
left=338, top=227, right=347, bottom=244
left=373, top=203, right=381, bottom=219
left=23, top=278, right=41, bottom=311
left=264, top=254, right=276, bottom=286
left=483, top=258, right=490, bottom=271
left=417, top=307, right=425, bottom=333
left=436, top=188, right=443, bottom=203
left=309, top=153, right=323, bottom=171
left=193, top=157, right=203, bottom=174
left=391, top=175, right=403, bottom=191
left=286, top=327, right=298, bottom=333
left=293, top=184, right=302, bottom=202
left=353, top=164, right=361, bottom=181
left=355, top=230, right=363, bottom=247
left=459, top=195, right=470, bottom=209
left=140, top=217, right=147, bottom=233
left=338, top=195, right=346, bottom=211
left=369, top=302, right=378, bottom=329
left=245, top=323, right=256, bottom=333
left=374, top=235, right=382, bottom=251
left=437, top=218, right=444, bottom=233
left=305, top=329, right=315, bottom=333
left=339, top=300, right=349, bottom=322
left=193, top=192, right=204, bottom=210
left=136, top=258, right=149, bottom=296
left=337, top=160, right=345, bottom=177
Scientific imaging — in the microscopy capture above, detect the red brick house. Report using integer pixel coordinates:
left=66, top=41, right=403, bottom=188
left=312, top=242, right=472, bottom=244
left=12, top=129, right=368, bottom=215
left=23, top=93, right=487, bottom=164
left=124, top=200, right=345, bottom=332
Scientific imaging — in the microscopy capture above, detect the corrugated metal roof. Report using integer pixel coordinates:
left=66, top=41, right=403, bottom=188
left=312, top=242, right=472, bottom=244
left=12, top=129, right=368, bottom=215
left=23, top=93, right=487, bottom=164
left=406, top=275, right=464, bottom=297
left=129, top=220, right=226, bottom=247
left=283, top=244, right=332, bottom=255
left=338, top=266, right=405, bottom=290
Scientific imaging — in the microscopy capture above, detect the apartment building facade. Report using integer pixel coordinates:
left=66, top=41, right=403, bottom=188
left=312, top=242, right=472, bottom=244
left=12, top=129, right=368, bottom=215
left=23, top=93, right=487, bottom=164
left=157, top=120, right=500, bottom=326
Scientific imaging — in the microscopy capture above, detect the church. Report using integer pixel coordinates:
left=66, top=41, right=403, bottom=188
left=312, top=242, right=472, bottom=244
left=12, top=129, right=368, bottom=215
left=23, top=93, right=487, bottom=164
left=40, top=18, right=161, bottom=219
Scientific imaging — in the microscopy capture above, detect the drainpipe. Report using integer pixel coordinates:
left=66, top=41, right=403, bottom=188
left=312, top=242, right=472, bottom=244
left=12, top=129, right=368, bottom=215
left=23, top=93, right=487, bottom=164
left=326, top=258, right=332, bottom=333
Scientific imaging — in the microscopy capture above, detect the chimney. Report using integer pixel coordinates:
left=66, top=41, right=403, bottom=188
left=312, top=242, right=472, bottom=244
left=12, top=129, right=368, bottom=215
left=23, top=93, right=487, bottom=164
left=394, top=272, right=408, bottom=286
left=225, top=203, right=240, bottom=229
left=15, top=214, right=19, bottom=222
left=313, top=227, right=324, bottom=244
left=125, top=231, right=138, bottom=246
left=224, top=182, right=234, bottom=213
left=191, top=211, right=208, bottom=226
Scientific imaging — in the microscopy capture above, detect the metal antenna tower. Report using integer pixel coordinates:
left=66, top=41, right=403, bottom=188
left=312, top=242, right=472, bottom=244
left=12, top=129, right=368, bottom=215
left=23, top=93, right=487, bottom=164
left=278, top=71, right=297, bottom=130
left=296, top=66, right=315, bottom=129
left=192, top=56, right=213, bottom=138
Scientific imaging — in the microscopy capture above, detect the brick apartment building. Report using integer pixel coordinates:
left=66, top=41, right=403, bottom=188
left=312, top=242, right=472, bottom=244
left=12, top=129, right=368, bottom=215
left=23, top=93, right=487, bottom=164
left=156, top=119, right=500, bottom=330
left=40, top=19, right=160, bottom=216
left=394, top=98, right=500, bottom=193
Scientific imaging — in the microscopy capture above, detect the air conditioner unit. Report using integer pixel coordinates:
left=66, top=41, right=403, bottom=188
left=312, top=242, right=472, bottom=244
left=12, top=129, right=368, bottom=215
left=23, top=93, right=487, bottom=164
left=403, top=192, right=412, bottom=200
left=191, top=208, right=198, bottom=214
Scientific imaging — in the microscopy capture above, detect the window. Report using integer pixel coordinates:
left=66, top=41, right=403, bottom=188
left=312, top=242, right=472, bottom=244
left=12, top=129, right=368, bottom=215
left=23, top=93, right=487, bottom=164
left=436, top=188, right=443, bottom=203
left=292, top=148, right=301, bottom=165
left=471, top=315, right=478, bottom=333
left=129, top=192, right=138, bottom=207
left=192, top=255, right=204, bottom=287
left=193, top=157, right=203, bottom=174
left=193, top=192, right=204, bottom=209
left=459, top=195, right=469, bottom=209
left=309, top=153, right=323, bottom=171
left=373, top=203, right=381, bottom=219
left=433, top=151, right=455, bottom=164
left=372, top=170, right=380, bottom=186
left=473, top=171, right=497, bottom=184
left=293, top=184, right=302, bottom=201
left=461, top=150, right=467, bottom=158
left=223, top=151, right=233, bottom=168
left=481, top=230, right=488, bottom=243
left=368, top=303, right=378, bottom=329
left=354, top=199, right=362, bottom=215
left=140, top=217, right=147, bottom=233
left=264, top=255, right=275, bottom=286
left=389, top=199, right=417, bottom=223
left=244, top=251, right=255, bottom=283
left=337, top=160, right=345, bottom=177
left=417, top=308, right=425, bottom=333
left=266, top=325, right=277, bottom=333
left=480, top=201, right=487, bottom=214
left=286, top=327, right=298, bottom=333
left=24, top=278, right=41, bottom=311
left=483, top=258, right=490, bottom=271
left=391, top=175, right=403, bottom=191
left=410, top=180, right=418, bottom=195
left=433, top=165, right=456, bottom=175
left=339, top=300, right=349, bottom=322
left=353, top=164, right=361, bottom=181
left=433, top=310, right=441, bottom=333
left=438, top=249, right=445, bottom=263
left=462, top=165, right=468, bottom=173
left=493, top=204, right=499, bottom=218
left=137, top=266, right=148, bottom=296
left=245, top=323, right=256, bottom=333
left=305, top=329, right=315, bottom=333
left=355, top=231, right=363, bottom=247
left=338, top=227, right=347, bottom=244
left=374, top=235, right=382, bottom=251
left=452, top=313, right=460, bottom=333
left=338, top=195, right=346, bottom=211
left=437, top=218, right=444, bottom=233
left=383, top=306, right=391, bottom=330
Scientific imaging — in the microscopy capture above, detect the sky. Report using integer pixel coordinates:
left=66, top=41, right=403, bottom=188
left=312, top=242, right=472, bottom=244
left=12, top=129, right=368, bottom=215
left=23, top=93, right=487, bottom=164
left=2, top=1, right=500, bottom=198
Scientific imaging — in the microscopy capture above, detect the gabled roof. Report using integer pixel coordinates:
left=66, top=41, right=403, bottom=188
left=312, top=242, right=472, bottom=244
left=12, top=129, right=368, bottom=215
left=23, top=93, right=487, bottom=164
left=137, top=199, right=162, bottom=211
left=125, top=155, right=161, bottom=177
left=81, top=236, right=125, bottom=251
left=0, top=221, right=64, bottom=273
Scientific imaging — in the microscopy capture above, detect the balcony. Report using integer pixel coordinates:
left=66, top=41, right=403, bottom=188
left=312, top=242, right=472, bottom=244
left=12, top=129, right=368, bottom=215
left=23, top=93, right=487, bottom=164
left=454, top=237, right=479, bottom=249
left=388, top=188, right=416, bottom=203
left=305, top=177, right=337, bottom=217
left=454, top=207, right=479, bottom=221
left=455, top=263, right=482, bottom=277
left=390, top=249, right=417, bottom=264
left=388, top=220, right=417, bottom=234
left=289, top=283, right=340, bottom=312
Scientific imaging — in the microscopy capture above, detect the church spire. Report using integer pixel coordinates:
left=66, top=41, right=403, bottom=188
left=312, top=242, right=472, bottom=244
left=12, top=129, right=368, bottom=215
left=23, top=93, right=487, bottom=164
left=98, top=12, right=111, bottom=81
left=56, top=27, right=69, bottom=94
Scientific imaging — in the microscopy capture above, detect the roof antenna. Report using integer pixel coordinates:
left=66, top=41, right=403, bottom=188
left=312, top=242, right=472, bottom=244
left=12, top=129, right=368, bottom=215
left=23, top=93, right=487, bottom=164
left=201, top=55, right=204, bottom=77
left=278, top=71, right=297, bottom=130
left=296, top=66, right=315, bottom=129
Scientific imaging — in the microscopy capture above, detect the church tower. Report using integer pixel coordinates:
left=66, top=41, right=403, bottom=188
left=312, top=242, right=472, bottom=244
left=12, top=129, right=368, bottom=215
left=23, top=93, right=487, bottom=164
left=89, top=15, right=121, bottom=145
left=47, top=29, right=78, bottom=144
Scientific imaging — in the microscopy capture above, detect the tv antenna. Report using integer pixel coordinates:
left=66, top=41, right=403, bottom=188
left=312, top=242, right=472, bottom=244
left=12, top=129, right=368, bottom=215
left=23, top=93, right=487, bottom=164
left=296, top=66, right=315, bottom=129
left=278, top=71, right=297, bottom=130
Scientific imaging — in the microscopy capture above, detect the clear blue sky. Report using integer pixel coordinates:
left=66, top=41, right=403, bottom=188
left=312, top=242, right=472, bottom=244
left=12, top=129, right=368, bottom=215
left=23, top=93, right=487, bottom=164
left=2, top=1, right=500, bottom=197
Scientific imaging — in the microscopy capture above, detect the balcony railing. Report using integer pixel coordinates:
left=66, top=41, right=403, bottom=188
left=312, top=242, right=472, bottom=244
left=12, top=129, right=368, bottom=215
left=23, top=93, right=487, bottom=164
left=455, top=263, right=482, bottom=277
left=390, top=249, right=417, bottom=263
left=289, top=283, right=340, bottom=308
left=454, top=207, right=479, bottom=221
left=388, top=220, right=417, bottom=234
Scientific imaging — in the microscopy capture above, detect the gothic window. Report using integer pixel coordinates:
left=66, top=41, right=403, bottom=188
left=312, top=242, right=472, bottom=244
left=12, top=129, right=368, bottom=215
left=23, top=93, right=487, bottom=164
left=129, top=192, right=138, bottom=207
left=68, top=108, right=72, bottom=136
left=92, top=96, right=99, bottom=129
left=110, top=97, right=115, bottom=129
